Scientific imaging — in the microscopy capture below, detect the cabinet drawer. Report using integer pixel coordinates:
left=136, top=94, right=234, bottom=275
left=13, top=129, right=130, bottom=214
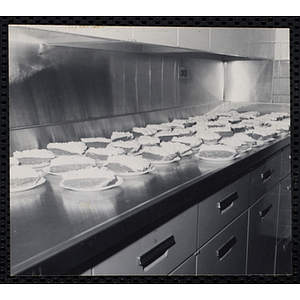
left=168, top=254, right=196, bottom=275
left=92, top=205, right=197, bottom=275
left=277, top=175, right=291, bottom=241
left=281, top=145, right=291, bottom=179
left=247, top=185, right=279, bottom=274
left=197, top=174, right=249, bottom=248
left=196, top=211, right=248, bottom=275
left=249, top=151, right=282, bottom=205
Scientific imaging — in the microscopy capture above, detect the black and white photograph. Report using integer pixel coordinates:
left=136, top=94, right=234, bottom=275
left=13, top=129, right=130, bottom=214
left=8, top=24, right=292, bottom=278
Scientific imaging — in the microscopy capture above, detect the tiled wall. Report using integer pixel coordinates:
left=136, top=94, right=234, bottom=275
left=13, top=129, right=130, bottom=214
left=241, top=27, right=290, bottom=104
left=272, top=60, right=290, bottom=104
left=272, top=29, right=290, bottom=104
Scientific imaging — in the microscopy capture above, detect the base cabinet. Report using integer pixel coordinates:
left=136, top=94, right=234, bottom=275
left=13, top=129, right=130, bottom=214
left=82, top=148, right=290, bottom=276
left=196, top=211, right=248, bottom=275
left=247, top=184, right=280, bottom=274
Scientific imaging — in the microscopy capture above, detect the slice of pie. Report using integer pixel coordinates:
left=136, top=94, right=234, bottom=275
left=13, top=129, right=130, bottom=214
left=47, top=142, right=87, bottom=156
left=195, top=131, right=221, bottom=145
left=138, top=135, right=161, bottom=146
left=111, top=131, right=134, bottom=142
left=49, top=155, right=96, bottom=173
left=85, top=146, right=126, bottom=162
left=13, top=149, right=55, bottom=166
left=81, top=137, right=112, bottom=148
left=105, top=155, right=151, bottom=174
left=140, top=145, right=178, bottom=162
left=197, top=144, right=238, bottom=159
left=110, top=140, right=142, bottom=154
left=61, top=167, right=118, bottom=189
left=10, top=166, right=41, bottom=189
left=132, top=126, right=158, bottom=137
left=171, top=136, right=203, bottom=149
left=160, top=141, right=192, bottom=156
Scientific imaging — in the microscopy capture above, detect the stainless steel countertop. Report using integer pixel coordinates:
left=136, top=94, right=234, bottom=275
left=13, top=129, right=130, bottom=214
left=10, top=136, right=290, bottom=275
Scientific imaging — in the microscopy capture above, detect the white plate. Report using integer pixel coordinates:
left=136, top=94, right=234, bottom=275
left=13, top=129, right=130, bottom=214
left=195, top=152, right=240, bottom=162
left=180, top=150, right=193, bottom=157
left=42, top=166, right=64, bottom=176
left=18, top=162, right=50, bottom=169
left=10, top=177, right=46, bottom=193
left=114, top=166, right=155, bottom=177
left=59, top=176, right=124, bottom=192
left=251, top=140, right=265, bottom=148
left=42, top=166, right=92, bottom=176
left=31, top=162, right=51, bottom=169
left=279, top=131, right=290, bottom=137
left=237, top=146, right=252, bottom=153
left=151, top=156, right=181, bottom=165
left=266, top=138, right=275, bottom=142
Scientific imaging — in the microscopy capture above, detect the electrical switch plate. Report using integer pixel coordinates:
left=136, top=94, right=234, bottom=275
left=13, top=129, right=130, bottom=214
left=178, top=66, right=189, bottom=80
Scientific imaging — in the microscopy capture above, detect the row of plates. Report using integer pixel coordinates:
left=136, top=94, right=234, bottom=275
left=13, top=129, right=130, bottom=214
left=11, top=140, right=272, bottom=193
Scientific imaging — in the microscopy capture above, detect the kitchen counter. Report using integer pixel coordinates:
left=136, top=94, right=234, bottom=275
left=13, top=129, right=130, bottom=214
left=10, top=136, right=290, bottom=275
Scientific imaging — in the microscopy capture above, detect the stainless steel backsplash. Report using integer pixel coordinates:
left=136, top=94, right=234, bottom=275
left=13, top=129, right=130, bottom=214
left=9, top=45, right=224, bottom=153
left=224, top=59, right=274, bottom=103
left=9, top=34, right=280, bottom=154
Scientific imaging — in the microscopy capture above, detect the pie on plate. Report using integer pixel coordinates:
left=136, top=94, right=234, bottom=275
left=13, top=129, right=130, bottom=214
left=104, top=155, right=152, bottom=175
left=10, top=166, right=45, bottom=192
left=196, top=144, right=239, bottom=161
left=60, top=167, right=122, bottom=191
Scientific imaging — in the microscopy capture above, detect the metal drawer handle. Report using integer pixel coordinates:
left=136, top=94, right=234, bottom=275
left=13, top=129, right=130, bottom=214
left=217, top=192, right=239, bottom=214
left=261, top=168, right=274, bottom=183
left=137, top=235, right=175, bottom=269
left=216, top=236, right=237, bottom=260
left=259, top=203, right=272, bottom=219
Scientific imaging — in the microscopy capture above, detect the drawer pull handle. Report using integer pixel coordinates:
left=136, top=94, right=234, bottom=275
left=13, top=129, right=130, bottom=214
left=261, top=168, right=274, bottom=183
left=217, top=192, right=239, bottom=213
left=137, top=235, right=176, bottom=269
left=259, top=203, right=272, bottom=219
left=283, top=236, right=292, bottom=251
left=216, top=236, right=237, bottom=260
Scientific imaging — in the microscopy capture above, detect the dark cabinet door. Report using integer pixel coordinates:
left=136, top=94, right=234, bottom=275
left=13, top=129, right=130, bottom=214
left=275, top=231, right=292, bottom=274
left=196, top=211, right=248, bottom=275
left=277, top=175, right=291, bottom=242
left=247, top=185, right=280, bottom=274
left=275, top=175, right=291, bottom=274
